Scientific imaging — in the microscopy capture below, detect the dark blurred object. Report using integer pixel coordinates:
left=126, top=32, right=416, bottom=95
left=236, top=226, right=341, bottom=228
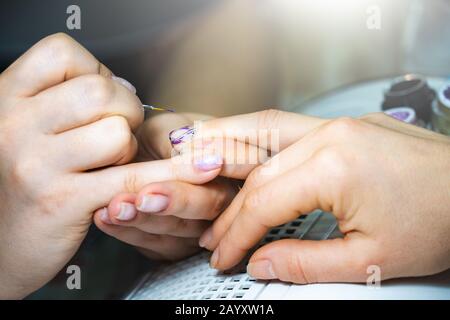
left=382, top=74, right=436, bottom=123
left=431, top=84, right=450, bottom=135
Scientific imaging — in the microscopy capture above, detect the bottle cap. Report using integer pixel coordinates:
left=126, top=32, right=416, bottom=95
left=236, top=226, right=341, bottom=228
left=382, top=74, right=436, bottom=123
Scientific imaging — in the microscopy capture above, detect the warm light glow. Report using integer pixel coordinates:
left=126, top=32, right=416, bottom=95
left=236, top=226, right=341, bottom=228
left=267, top=0, right=369, bottom=17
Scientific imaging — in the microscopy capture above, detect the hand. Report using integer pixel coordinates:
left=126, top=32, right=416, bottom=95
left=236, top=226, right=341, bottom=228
left=194, top=110, right=450, bottom=284
left=0, top=33, right=222, bottom=299
left=93, top=112, right=236, bottom=261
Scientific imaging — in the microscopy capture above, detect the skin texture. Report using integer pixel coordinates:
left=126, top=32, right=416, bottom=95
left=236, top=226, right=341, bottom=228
left=93, top=112, right=236, bottom=261
left=0, top=34, right=234, bottom=299
left=183, top=110, right=450, bottom=284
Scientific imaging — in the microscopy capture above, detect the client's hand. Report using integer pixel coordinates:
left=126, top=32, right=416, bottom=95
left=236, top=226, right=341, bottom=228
left=93, top=112, right=236, bottom=260
left=186, top=110, right=450, bottom=284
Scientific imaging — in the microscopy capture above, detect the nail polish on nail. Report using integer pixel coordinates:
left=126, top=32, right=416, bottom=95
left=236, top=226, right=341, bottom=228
left=210, top=248, right=220, bottom=268
left=137, top=194, right=169, bottom=213
left=112, top=75, right=137, bottom=94
left=247, top=260, right=276, bottom=279
left=194, top=154, right=223, bottom=172
left=169, top=126, right=195, bottom=146
left=116, top=203, right=137, bottom=221
left=199, top=228, right=213, bottom=248
left=99, top=208, right=113, bottom=224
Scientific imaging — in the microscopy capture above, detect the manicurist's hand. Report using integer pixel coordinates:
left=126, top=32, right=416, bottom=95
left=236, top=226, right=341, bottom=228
left=0, top=33, right=222, bottom=299
left=193, top=110, right=450, bottom=284
left=94, top=112, right=236, bottom=261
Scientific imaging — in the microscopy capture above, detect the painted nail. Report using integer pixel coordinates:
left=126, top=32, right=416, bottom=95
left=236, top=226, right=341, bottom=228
left=112, top=75, right=136, bottom=94
left=169, top=126, right=195, bottom=146
left=210, top=248, right=220, bottom=268
left=194, top=154, right=223, bottom=172
left=137, top=194, right=170, bottom=213
left=199, top=227, right=213, bottom=248
left=116, top=202, right=137, bottom=221
left=99, top=207, right=113, bottom=224
left=247, top=260, right=276, bottom=279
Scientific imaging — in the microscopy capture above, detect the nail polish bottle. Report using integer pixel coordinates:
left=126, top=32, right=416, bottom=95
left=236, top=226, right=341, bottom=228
left=382, top=74, right=436, bottom=124
left=431, top=84, right=450, bottom=135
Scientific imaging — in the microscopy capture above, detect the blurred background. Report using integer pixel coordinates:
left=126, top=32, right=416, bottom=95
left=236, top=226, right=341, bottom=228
left=1, top=0, right=449, bottom=299
left=1, top=0, right=449, bottom=117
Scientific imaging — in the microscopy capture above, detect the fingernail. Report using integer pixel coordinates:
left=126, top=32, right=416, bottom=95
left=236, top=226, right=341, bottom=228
left=247, top=260, right=276, bottom=279
left=116, top=203, right=137, bottom=221
left=169, top=126, right=195, bottom=147
left=112, top=75, right=137, bottom=94
left=199, top=228, right=213, bottom=248
left=210, top=248, right=220, bottom=268
left=194, top=154, right=223, bottom=172
left=137, top=194, right=169, bottom=213
left=99, top=208, right=113, bottom=224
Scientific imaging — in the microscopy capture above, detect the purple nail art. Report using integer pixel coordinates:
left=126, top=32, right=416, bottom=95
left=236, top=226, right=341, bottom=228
left=384, top=107, right=417, bottom=124
left=194, top=154, right=223, bottom=171
left=169, top=126, right=196, bottom=146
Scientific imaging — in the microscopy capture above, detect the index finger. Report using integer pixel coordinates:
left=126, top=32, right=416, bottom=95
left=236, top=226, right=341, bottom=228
left=197, top=110, right=326, bottom=151
left=0, top=33, right=111, bottom=97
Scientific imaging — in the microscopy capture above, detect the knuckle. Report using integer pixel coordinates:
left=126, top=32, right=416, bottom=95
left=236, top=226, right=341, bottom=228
left=284, top=250, right=313, bottom=284
left=257, top=109, right=285, bottom=131
left=45, top=32, right=74, bottom=46
left=241, top=192, right=259, bottom=212
left=176, top=186, right=190, bottom=213
left=9, top=158, right=38, bottom=191
left=360, top=112, right=389, bottom=124
left=108, top=116, right=132, bottom=147
left=42, top=33, right=76, bottom=66
left=247, top=167, right=266, bottom=187
left=122, top=169, right=139, bottom=193
left=210, top=192, right=227, bottom=219
left=324, top=117, right=362, bottom=138
left=83, top=75, right=115, bottom=106
left=314, top=147, right=350, bottom=182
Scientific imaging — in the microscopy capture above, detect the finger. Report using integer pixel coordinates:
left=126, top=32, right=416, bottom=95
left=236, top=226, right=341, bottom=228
left=190, top=138, right=270, bottom=179
left=93, top=210, right=200, bottom=261
left=103, top=194, right=211, bottom=237
left=102, top=193, right=210, bottom=238
left=211, top=157, right=333, bottom=271
left=134, top=179, right=235, bottom=220
left=170, top=127, right=269, bottom=179
left=193, top=110, right=326, bottom=151
left=199, top=130, right=329, bottom=251
left=0, top=33, right=112, bottom=97
left=52, top=116, right=138, bottom=171
left=81, top=152, right=224, bottom=210
left=247, top=237, right=377, bottom=283
left=33, top=74, right=143, bottom=133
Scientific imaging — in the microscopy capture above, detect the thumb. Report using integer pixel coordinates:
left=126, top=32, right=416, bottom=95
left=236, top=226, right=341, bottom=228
left=247, top=237, right=377, bottom=284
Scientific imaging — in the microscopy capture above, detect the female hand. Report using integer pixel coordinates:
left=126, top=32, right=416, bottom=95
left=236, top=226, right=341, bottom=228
left=186, top=110, right=450, bottom=284
left=0, top=33, right=223, bottom=299
left=93, top=112, right=237, bottom=261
